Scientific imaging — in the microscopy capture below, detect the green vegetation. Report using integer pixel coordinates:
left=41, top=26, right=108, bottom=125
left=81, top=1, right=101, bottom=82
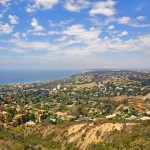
left=0, top=125, right=61, bottom=150
left=87, top=121, right=150, bottom=150
left=0, top=121, right=150, bottom=150
left=0, top=70, right=150, bottom=149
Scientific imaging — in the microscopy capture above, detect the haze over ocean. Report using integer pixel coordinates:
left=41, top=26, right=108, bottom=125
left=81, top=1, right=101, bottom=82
left=0, top=69, right=82, bottom=85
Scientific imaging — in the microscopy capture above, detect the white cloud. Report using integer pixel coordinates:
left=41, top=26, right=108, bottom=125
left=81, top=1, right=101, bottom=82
left=0, top=1, right=11, bottom=18
left=12, top=32, right=20, bottom=39
left=1, top=31, right=150, bottom=59
left=118, top=16, right=150, bottom=27
left=32, top=32, right=47, bottom=36
left=49, top=19, right=73, bottom=27
left=130, top=23, right=150, bottom=28
left=108, top=25, right=115, bottom=30
left=0, top=14, right=3, bottom=18
left=109, top=34, right=150, bottom=52
left=117, top=16, right=150, bottom=28
left=4, top=39, right=59, bottom=52
left=0, top=46, right=26, bottom=53
left=26, top=0, right=59, bottom=12
left=22, top=33, right=27, bottom=38
left=55, top=36, right=68, bottom=42
left=31, top=18, right=44, bottom=32
left=48, top=31, right=59, bottom=35
left=8, top=15, right=19, bottom=24
left=9, top=47, right=26, bottom=53
left=136, top=16, right=145, bottom=21
left=62, top=24, right=101, bottom=45
left=91, top=16, right=150, bottom=28
left=135, top=2, right=145, bottom=11
left=0, top=23, right=13, bottom=34
left=28, top=18, right=46, bottom=36
left=118, top=16, right=130, bottom=24
left=12, top=32, right=28, bottom=40
left=0, top=0, right=10, bottom=6
left=118, top=31, right=128, bottom=37
left=89, top=0, right=116, bottom=16
left=64, top=0, right=90, bottom=12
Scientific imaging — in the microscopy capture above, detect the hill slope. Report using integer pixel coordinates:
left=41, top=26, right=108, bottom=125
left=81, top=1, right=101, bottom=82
left=0, top=121, right=150, bottom=150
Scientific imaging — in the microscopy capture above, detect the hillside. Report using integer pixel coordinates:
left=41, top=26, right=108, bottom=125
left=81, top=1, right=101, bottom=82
left=0, top=70, right=150, bottom=149
left=0, top=120, right=150, bottom=150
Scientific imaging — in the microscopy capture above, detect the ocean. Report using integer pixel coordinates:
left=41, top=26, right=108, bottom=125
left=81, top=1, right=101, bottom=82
left=0, top=69, right=82, bottom=85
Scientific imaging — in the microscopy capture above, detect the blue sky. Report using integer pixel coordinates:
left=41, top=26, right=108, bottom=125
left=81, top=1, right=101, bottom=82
left=0, top=0, right=150, bottom=69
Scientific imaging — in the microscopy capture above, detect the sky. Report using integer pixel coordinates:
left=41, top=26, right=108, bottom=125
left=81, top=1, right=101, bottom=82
left=0, top=0, right=150, bottom=70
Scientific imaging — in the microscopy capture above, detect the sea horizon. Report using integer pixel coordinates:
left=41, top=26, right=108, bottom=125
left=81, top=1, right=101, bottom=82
left=0, top=69, right=83, bottom=85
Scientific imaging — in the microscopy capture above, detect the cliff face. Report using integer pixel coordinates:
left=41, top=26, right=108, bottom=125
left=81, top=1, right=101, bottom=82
left=67, top=122, right=136, bottom=150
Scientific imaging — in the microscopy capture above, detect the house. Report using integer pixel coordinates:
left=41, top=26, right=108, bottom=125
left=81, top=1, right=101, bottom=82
left=55, top=112, right=67, bottom=120
left=66, top=115, right=76, bottom=121
left=25, top=120, right=35, bottom=126
left=146, top=111, right=150, bottom=116
left=16, top=106, right=22, bottom=112
left=0, top=109, right=7, bottom=115
left=57, top=85, right=61, bottom=90
left=106, top=114, right=116, bottom=119
left=49, top=118, right=56, bottom=123
left=36, top=114, right=42, bottom=122
left=114, top=111, right=121, bottom=115
left=13, top=114, right=24, bottom=120
left=126, top=115, right=138, bottom=120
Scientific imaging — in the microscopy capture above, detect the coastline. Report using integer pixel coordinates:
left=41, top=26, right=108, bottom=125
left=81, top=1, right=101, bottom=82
left=0, top=69, right=83, bottom=86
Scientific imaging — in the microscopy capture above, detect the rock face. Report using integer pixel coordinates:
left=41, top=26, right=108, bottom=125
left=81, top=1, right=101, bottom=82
left=67, top=122, right=136, bottom=150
